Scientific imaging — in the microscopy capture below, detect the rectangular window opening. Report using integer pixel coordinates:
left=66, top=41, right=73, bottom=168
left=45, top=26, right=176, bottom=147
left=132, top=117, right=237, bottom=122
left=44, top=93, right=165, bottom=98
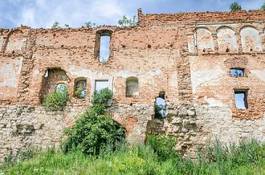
left=99, top=35, right=110, bottom=63
left=95, top=80, right=109, bottom=92
left=234, top=90, right=248, bottom=109
left=230, top=68, right=245, bottom=77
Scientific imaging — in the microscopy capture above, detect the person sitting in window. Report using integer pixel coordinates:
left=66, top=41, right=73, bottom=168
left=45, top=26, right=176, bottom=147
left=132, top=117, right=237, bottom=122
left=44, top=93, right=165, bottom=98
left=155, top=91, right=168, bottom=119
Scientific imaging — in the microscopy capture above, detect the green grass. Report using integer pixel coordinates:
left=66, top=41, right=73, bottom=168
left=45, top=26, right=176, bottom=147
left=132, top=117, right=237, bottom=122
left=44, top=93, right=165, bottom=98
left=1, top=140, right=265, bottom=175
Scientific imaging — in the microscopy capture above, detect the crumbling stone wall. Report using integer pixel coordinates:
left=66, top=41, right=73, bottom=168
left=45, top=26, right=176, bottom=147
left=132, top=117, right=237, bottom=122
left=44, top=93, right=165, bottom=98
left=1, top=9, right=265, bottom=161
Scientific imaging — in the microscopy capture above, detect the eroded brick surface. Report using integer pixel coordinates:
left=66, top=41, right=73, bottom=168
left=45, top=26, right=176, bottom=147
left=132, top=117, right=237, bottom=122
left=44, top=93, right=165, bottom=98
left=0, top=10, right=265, bottom=160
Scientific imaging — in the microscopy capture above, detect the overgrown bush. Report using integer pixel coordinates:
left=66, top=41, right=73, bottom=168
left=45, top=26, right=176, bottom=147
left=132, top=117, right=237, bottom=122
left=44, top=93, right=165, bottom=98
left=62, top=88, right=126, bottom=156
left=146, top=134, right=178, bottom=160
left=43, top=89, right=68, bottom=111
left=74, top=86, right=84, bottom=99
left=92, top=88, right=113, bottom=106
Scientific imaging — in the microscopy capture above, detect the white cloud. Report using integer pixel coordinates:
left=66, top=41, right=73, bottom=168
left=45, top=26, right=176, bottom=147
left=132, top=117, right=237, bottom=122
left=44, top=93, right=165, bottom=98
left=20, top=8, right=36, bottom=26
left=13, top=0, right=128, bottom=28
left=1, top=0, right=264, bottom=28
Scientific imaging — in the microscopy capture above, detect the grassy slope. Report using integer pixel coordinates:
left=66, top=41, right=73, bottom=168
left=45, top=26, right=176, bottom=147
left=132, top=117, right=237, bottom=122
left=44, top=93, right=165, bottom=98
left=1, top=143, right=265, bottom=175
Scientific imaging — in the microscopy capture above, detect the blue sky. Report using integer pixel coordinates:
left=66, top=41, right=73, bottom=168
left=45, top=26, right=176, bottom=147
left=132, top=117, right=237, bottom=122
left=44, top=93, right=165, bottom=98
left=0, top=0, right=264, bottom=28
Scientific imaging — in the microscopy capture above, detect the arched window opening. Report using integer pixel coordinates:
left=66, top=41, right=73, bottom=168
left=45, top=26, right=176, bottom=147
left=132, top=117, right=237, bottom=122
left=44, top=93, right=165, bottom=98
left=74, top=79, right=87, bottom=99
left=126, top=77, right=139, bottom=97
left=96, top=30, right=112, bottom=63
left=40, top=68, right=69, bottom=102
left=154, top=91, right=167, bottom=119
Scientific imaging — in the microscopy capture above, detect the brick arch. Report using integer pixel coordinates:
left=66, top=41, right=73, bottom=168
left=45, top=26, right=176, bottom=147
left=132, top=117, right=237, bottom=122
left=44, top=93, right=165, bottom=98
left=216, top=26, right=238, bottom=53
left=39, top=67, right=70, bottom=102
left=239, top=25, right=259, bottom=32
left=224, top=57, right=248, bottom=69
left=240, top=26, right=262, bottom=52
left=194, top=27, right=214, bottom=53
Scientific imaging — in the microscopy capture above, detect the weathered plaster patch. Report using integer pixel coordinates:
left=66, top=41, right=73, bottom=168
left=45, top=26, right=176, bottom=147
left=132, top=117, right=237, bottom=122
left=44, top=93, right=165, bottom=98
left=217, top=27, right=238, bottom=52
left=69, top=65, right=161, bottom=79
left=6, top=38, right=27, bottom=52
left=191, top=68, right=225, bottom=93
left=195, top=28, right=214, bottom=52
left=0, top=58, right=23, bottom=88
left=241, top=27, right=262, bottom=52
left=204, top=97, right=227, bottom=107
left=251, top=70, right=265, bottom=82
left=0, top=36, right=4, bottom=50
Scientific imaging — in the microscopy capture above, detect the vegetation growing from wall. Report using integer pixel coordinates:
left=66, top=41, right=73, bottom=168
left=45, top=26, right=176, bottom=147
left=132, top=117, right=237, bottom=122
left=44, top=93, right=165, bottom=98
left=230, top=2, right=242, bottom=12
left=74, top=86, right=84, bottom=99
left=84, top=21, right=97, bottom=28
left=62, top=88, right=126, bottom=156
left=43, top=89, right=68, bottom=111
left=261, top=3, right=265, bottom=10
left=2, top=139, right=265, bottom=175
left=118, top=16, right=137, bottom=27
left=51, top=21, right=60, bottom=28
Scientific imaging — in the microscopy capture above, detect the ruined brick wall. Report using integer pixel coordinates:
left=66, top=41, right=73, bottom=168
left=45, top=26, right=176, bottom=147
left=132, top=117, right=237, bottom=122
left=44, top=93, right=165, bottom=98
left=1, top=10, right=265, bottom=160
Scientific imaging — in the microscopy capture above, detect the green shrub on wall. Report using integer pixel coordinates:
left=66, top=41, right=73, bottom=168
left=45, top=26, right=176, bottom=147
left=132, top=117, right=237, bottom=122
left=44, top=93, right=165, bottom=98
left=43, top=89, right=69, bottom=111
left=62, top=88, right=126, bottom=156
left=74, top=86, right=84, bottom=99
left=92, top=88, right=113, bottom=106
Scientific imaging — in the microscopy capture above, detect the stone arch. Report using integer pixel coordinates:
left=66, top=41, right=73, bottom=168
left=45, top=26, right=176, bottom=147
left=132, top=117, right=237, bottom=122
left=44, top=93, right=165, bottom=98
left=5, top=29, right=27, bottom=53
left=217, top=26, right=238, bottom=52
left=40, top=68, right=69, bottom=102
left=240, top=26, right=262, bottom=52
left=126, top=77, right=139, bottom=97
left=194, top=27, right=214, bottom=53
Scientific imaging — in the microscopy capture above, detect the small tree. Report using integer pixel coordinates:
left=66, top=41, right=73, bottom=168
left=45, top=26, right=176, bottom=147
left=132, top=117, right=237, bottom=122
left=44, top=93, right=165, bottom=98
left=261, top=3, right=265, bottom=10
left=52, top=21, right=60, bottom=29
left=230, top=2, right=242, bottom=12
left=118, top=16, right=137, bottom=27
left=84, top=21, right=96, bottom=28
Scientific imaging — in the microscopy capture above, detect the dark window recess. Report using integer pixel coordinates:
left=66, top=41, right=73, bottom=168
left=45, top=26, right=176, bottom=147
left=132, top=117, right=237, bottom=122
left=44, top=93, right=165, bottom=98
left=230, top=68, right=245, bottom=77
left=74, top=80, right=87, bottom=98
left=154, top=91, right=167, bottom=119
left=126, top=77, right=139, bottom=97
left=234, top=90, right=248, bottom=109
